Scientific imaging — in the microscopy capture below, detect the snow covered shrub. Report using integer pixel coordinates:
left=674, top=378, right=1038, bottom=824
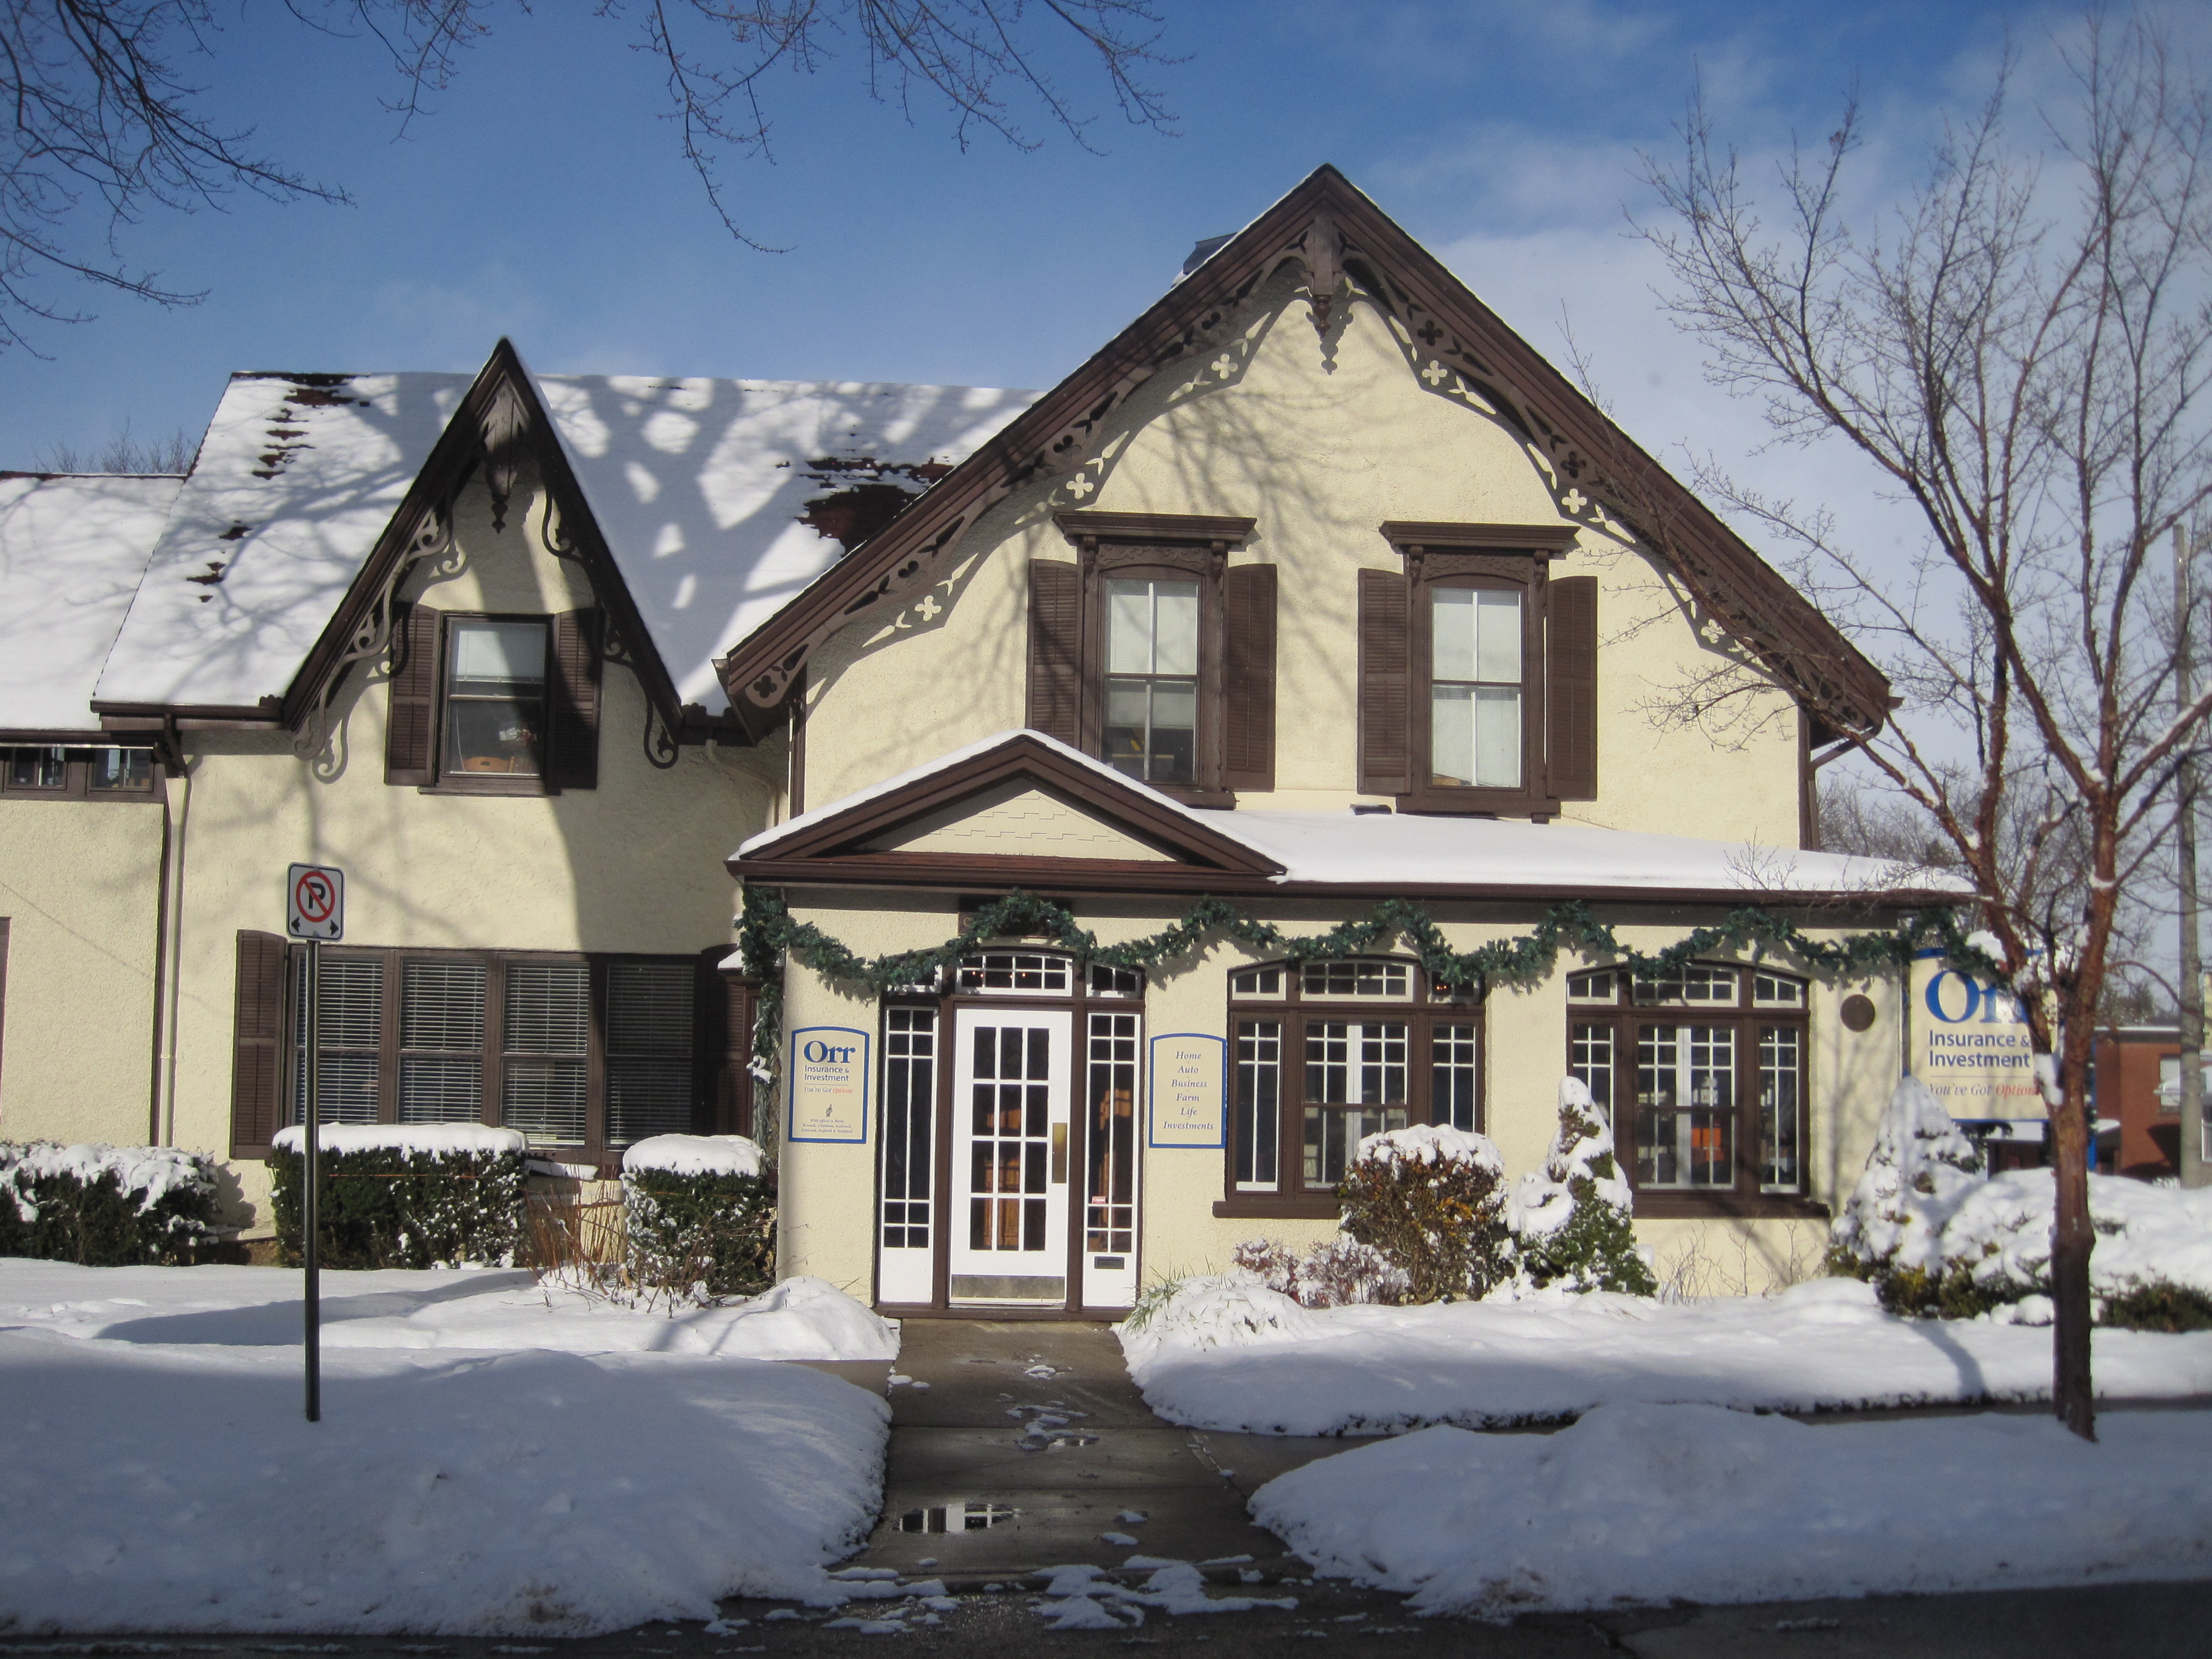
left=1232, top=1233, right=1409, bottom=1307
left=1508, top=1079, right=1657, bottom=1296
left=1115, top=1269, right=1319, bottom=1370
left=1338, top=1124, right=1512, bottom=1303
left=268, top=1124, right=528, bottom=1269
left=622, top=1134, right=775, bottom=1300
left=1829, top=1078, right=2212, bottom=1324
left=0, top=1141, right=222, bottom=1265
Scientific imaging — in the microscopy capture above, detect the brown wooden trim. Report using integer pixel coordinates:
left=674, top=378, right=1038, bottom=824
left=90, top=701, right=281, bottom=725
left=732, top=731, right=1284, bottom=874
left=0, top=916, right=10, bottom=1109
left=788, top=669, right=808, bottom=817
left=1379, top=520, right=1580, bottom=551
left=883, top=1304, right=1128, bottom=1322
left=1054, top=511, right=1257, bottom=544
left=1212, top=1196, right=1338, bottom=1220
left=732, top=853, right=1948, bottom=909
left=716, top=167, right=1892, bottom=739
left=1631, top=1193, right=1831, bottom=1221
left=1398, top=554, right=1555, bottom=818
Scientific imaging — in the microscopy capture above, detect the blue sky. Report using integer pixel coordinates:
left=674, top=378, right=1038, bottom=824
left=2, top=0, right=2097, bottom=477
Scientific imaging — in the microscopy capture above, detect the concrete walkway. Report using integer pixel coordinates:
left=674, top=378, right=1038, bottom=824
left=853, top=1319, right=1345, bottom=1579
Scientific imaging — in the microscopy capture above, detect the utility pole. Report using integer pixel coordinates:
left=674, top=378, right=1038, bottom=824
left=2180, top=526, right=2205, bottom=1189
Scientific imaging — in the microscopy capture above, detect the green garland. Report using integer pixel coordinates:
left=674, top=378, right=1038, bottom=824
left=738, top=886, right=2000, bottom=1090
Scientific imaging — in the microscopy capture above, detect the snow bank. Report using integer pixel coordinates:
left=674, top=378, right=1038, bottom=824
left=0, top=1328, right=886, bottom=1634
left=0, top=1261, right=899, bottom=1362
left=1117, top=1271, right=1319, bottom=1373
left=1253, top=1401, right=2212, bottom=1618
left=1121, top=1276, right=2212, bottom=1434
left=270, top=1122, right=527, bottom=1157
left=623, top=1133, right=764, bottom=1179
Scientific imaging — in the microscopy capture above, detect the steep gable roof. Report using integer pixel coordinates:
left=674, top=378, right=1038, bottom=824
left=0, top=472, right=182, bottom=738
left=715, top=166, right=1894, bottom=743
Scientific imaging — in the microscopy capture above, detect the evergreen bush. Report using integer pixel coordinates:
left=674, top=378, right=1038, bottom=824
left=622, top=1135, right=776, bottom=1299
left=268, top=1124, right=528, bottom=1269
left=0, top=1141, right=222, bottom=1265
left=1337, top=1124, right=1512, bottom=1302
left=1509, top=1079, right=1657, bottom=1296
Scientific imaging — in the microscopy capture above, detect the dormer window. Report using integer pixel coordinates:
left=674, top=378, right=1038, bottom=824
left=446, top=620, right=549, bottom=777
left=384, top=603, right=602, bottom=794
left=1025, top=512, right=1276, bottom=803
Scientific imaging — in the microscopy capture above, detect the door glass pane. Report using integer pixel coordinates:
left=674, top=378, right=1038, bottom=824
left=883, top=1008, right=937, bottom=1248
left=1431, top=1023, right=1478, bottom=1131
left=1235, top=1019, right=1281, bottom=1191
left=968, top=1022, right=1054, bottom=1254
left=1087, top=1013, right=1139, bottom=1255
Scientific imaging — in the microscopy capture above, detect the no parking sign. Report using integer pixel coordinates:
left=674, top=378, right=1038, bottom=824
left=287, top=863, right=344, bottom=942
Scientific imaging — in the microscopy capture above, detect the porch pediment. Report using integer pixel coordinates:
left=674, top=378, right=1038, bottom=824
left=729, top=729, right=1285, bottom=891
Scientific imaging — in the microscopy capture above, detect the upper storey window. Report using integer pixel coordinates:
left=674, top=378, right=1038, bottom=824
left=446, top=620, right=549, bottom=777
left=1027, top=512, right=1275, bottom=805
left=1104, top=577, right=1201, bottom=785
left=1359, top=523, right=1597, bottom=817
left=385, top=604, right=601, bottom=794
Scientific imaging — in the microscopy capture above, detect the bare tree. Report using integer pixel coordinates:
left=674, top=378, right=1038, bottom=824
left=1635, top=13, right=2212, bottom=1439
left=1, top=0, right=1176, bottom=350
left=32, top=420, right=195, bottom=472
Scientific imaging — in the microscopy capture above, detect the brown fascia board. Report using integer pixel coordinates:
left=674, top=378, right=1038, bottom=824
left=1, top=725, right=166, bottom=744
left=1379, top=520, right=1581, bottom=551
left=729, top=734, right=1285, bottom=877
left=88, top=700, right=280, bottom=726
left=716, top=164, right=1892, bottom=737
left=274, top=340, right=690, bottom=738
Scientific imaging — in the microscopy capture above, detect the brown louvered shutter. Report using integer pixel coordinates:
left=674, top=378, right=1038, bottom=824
left=550, top=609, right=602, bottom=792
left=1222, top=563, right=1278, bottom=792
left=1547, top=575, right=1599, bottom=800
left=383, top=603, right=441, bottom=786
left=700, top=950, right=756, bottom=1138
left=230, top=930, right=289, bottom=1159
left=1027, top=560, right=1083, bottom=746
left=1356, top=569, right=1411, bottom=795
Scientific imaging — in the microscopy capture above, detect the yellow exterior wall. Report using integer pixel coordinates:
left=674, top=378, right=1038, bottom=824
left=0, top=796, right=164, bottom=1145
left=799, top=269, right=1805, bottom=847
left=771, top=891, right=1905, bottom=1304
left=150, top=462, right=774, bottom=1224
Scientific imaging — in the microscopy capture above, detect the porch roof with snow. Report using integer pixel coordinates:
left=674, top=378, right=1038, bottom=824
left=84, top=349, right=1033, bottom=728
left=0, top=472, right=183, bottom=739
left=732, top=730, right=1960, bottom=905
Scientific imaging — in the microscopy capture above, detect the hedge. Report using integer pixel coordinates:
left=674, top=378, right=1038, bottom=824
left=269, top=1124, right=529, bottom=1269
left=0, top=1141, right=223, bottom=1266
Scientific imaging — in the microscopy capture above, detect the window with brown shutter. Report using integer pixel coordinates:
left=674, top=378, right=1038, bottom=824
left=1370, top=523, right=1588, bottom=817
left=230, top=930, right=289, bottom=1159
left=1547, top=575, right=1599, bottom=800
left=1222, top=564, right=1278, bottom=791
left=1031, top=512, right=1259, bottom=805
left=702, top=953, right=756, bottom=1137
left=387, top=608, right=602, bottom=794
left=549, top=609, right=602, bottom=792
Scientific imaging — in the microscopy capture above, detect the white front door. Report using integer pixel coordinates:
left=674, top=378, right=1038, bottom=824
left=949, top=1008, right=1072, bottom=1305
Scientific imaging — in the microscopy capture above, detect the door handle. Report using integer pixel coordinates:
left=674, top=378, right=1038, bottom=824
left=1050, top=1123, right=1068, bottom=1184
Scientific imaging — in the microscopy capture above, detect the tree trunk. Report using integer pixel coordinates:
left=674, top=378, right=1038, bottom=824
left=2049, top=1010, right=2097, bottom=1440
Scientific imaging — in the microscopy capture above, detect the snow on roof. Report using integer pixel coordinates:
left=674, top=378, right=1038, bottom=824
left=0, top=472, right=182, bottom=731
left=533, top=374, right=1034, bottom=712
left=93, top=372, right=471, bottom=709
left=737, top=728, right=1963, bottom=899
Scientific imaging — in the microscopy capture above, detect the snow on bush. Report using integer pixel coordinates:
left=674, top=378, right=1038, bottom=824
left=1507, top=1078, right=1656, bottom=1296
left=1232, top=1234, right=1408, bottom=1308
left=0, top=1141, right=221, bottom=1265
left=1829, top=1078, right=2212, bottom=1327
left=269, top=1123, right=528, bottom=1270
left=1340, top=1124, right=1512, bottom=1303
left=1117, top=1269, right=1320, bottom=1371
left=623, top=1134, right=776, bottom=1301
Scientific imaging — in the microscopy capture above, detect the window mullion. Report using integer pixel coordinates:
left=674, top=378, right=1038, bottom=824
left=481, top=955, right=506, bottom=1130
left=586, top=956, right=608, bottom=1168
left=380, top=949, right=402, bottom=1125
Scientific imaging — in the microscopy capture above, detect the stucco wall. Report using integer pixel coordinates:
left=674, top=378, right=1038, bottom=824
left=769, top=891, right=1905, bottom=1305
left=798, top=269, right=1805, bottom=846
left=0, top=795, right=164, bottom=1144
left=156, top=464, right=774, bottom=1224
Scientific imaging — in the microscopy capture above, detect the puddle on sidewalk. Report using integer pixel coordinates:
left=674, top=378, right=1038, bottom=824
left=892, top=1500, right=1021, bottom=1533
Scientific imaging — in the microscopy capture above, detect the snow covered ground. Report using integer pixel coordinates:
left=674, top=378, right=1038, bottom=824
left=1253, top=1401, right=2212, bottom=1618
left=1122, top=1275, right=2212, bottom=1434
left=0, top=1261, right=900, bottom=1635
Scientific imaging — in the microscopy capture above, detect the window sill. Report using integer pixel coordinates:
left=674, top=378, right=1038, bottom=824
left=1630, top=1191, right=1830, bottom=1221
left=1212, top=1195, right=1339, bottom=1220
left=420, top=777, right=557, bottom=797
left=1396, top=789, right=1561, bottom=819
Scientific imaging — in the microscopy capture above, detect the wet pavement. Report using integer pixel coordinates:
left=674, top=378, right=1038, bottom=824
left=853, top=1319, right=1344, bottom=1578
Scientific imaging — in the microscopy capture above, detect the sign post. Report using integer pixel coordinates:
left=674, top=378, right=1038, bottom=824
left=286, top=863, right=344, bottom=1424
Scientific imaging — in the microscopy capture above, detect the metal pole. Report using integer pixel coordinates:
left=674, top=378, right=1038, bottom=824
left=304, top=936, right=322, bottom=1421
left=2179, top=526, right=2206, bottom=1188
